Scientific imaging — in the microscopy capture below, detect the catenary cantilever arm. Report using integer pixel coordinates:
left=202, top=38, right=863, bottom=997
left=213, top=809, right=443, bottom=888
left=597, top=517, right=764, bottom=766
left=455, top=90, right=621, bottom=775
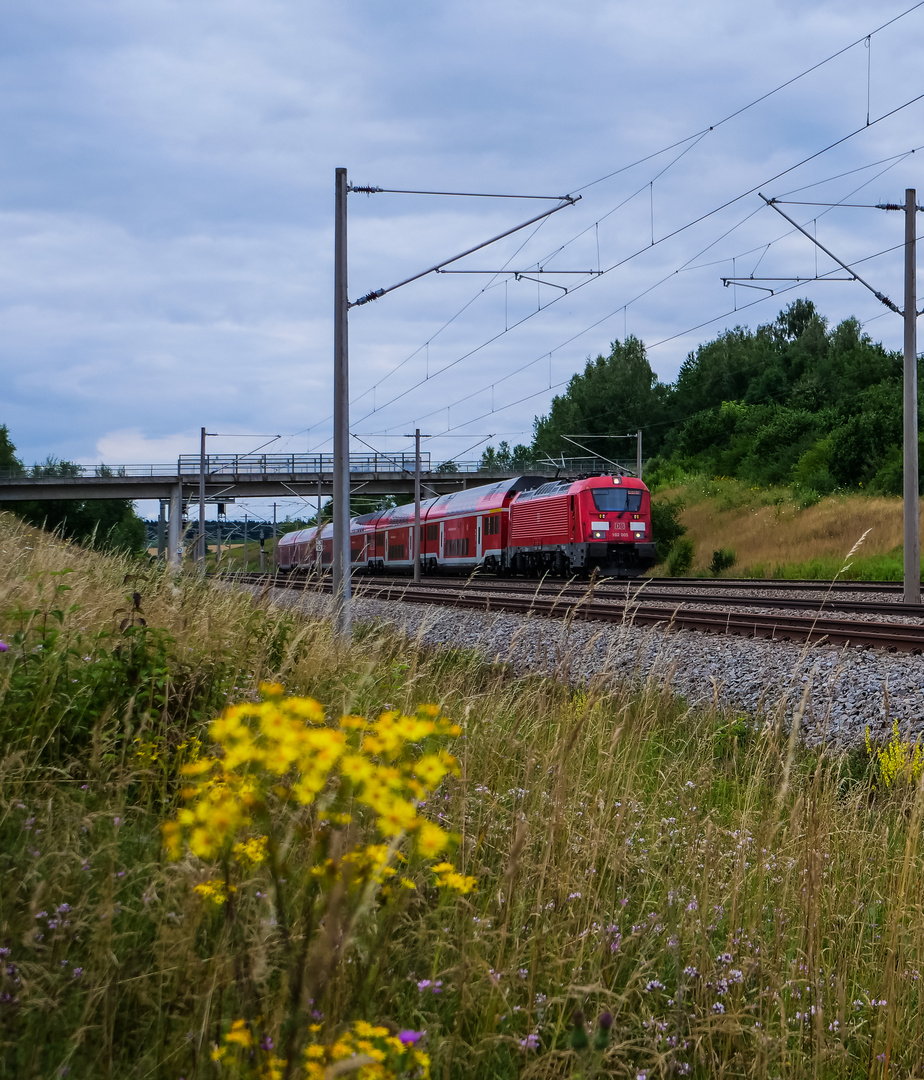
left=351, top=196, right=581, bottom=307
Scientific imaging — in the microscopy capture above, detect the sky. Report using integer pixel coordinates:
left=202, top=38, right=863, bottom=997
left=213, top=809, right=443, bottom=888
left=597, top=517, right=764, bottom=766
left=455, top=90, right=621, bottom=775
left=3, top=0, right=924, bottom=520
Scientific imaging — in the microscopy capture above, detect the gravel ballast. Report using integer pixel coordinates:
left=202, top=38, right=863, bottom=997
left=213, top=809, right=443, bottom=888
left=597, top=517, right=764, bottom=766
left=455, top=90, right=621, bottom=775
left=269, top=586, right=924, bottom=749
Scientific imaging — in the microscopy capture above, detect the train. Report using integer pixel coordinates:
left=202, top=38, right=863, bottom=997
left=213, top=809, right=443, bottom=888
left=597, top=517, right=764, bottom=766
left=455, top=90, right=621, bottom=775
left=276, top=473, right=656, bottom=579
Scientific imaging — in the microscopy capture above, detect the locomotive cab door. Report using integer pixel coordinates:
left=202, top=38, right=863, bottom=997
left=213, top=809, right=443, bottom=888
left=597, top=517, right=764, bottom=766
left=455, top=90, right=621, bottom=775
left=476, top=516, right=482, bottom=560
left=439, top=522, right=444, bottom=560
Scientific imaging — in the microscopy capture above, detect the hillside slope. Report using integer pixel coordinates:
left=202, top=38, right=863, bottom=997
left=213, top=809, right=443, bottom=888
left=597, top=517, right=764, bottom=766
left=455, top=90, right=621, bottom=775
left=656, top=477, right=918, bottom=578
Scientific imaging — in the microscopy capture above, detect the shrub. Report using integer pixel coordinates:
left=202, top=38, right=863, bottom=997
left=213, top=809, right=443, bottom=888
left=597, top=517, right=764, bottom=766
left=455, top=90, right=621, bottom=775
left=709, top=548, right=736, bottom=575
left=866, top=719, right=924, bottom=789
left=666, top=537, right=695, bottom=576
left=650, top=496, right=687, bottom=561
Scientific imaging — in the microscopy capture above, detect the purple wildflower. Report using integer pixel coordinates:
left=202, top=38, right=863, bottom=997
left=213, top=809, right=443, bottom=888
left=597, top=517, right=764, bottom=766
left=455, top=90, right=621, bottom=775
left=398, top=1030, right=424, bottom=1046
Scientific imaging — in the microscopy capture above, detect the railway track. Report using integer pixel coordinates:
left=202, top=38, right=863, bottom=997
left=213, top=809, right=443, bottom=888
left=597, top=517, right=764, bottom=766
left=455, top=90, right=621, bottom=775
left=230, top=571, right=924, bottom=654
left=647, top=576, right=903, bottom=594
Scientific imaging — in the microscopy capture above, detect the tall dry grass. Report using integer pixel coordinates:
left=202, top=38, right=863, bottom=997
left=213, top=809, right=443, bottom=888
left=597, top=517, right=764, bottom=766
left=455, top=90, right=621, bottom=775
left=1, top=512, right=923, bottom=1078
left=659, top=478, right=917, bottom=576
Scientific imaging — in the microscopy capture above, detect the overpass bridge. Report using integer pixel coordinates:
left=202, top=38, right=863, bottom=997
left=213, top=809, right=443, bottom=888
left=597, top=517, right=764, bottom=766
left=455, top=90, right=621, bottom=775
left=0, top=452, right=630, bottom=564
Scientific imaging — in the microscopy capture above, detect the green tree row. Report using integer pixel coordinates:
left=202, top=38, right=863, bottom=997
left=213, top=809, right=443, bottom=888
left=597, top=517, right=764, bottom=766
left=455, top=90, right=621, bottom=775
left=0, top=427, right=147, bottom=553
left=528, top=299, right=914, bottom=496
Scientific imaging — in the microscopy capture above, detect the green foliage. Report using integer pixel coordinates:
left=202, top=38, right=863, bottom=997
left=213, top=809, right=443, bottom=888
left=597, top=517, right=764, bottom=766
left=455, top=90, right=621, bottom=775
left=791, top=434, right=837, bottom=495
left=866, top=720, right=924, bottom=789
left=0, top=577, right=233, bottom=764
left=712, top=714, right=755, bottom=764
left=532, top=336, right=670, bottom=459
left=0, top=424, right=20, bottom=471
left=530, top=300, right=911, bottom=501
left=4, top=456, right=147, bottom=554
left=666, top=536, right=695, bottom=576
left=709, top=547, right=736, bottom=575
left=478, top=440, right=534, bottom=472
left=649, top=495, right=686, bottom=561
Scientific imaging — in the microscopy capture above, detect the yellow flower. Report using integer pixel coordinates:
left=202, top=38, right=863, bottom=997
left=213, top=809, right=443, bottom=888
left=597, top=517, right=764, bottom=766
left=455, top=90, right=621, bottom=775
left=283, top=696, right=325, bottom=722
left=340, top=753, right=375, bottom=784
left=414, top=753, right=452, bottom=789
left=377, top=798, right=418, bottom=837
left=180, top=758, right=213, bottom=777
left=194, top=880, right=229, bottom=905
left=415, top=819, right=449, bottom=857
left=161, top=820, right=182, bottom=860
left=433, top=868, right=477, bottom=894
left=340, top=714, right=368, bottom=730
left=189, top=827, right=218, bottom=859
left=225, top=1019, right=253, bottom=1047
left=232, top=835, right=268, bottom=865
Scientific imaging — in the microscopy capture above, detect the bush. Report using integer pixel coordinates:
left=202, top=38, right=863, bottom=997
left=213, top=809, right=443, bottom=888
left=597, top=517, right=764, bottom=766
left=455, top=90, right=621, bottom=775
left=666, top=537, right=695, bottom=576
left=709, top=548, right=736, bottom=575
left=650, top=496, right=687, bottom=561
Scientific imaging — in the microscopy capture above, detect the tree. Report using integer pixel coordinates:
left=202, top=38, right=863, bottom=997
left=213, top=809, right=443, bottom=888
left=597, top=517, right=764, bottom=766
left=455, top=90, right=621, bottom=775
left=478, top=441, right=534, bottom=472
left=3, top=455, right=147, bottom=555
left=0, top=425, right=20, bottom=472
left=532, top=336, right=670, bottom=460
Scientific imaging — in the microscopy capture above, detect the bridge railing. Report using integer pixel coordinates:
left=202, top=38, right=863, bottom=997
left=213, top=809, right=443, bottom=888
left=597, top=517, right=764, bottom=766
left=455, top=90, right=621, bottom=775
left=177, top=452, right=433, bottom=474
left=0, top=463, right=180, bottom=480
left=0, top=455, right=640, bottom=482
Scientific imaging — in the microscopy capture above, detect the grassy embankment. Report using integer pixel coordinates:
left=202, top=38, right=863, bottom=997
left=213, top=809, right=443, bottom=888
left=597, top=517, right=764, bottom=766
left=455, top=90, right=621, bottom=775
left=3, top=511, right=924, bottom=1078
left=146, top=540, right=279, bottom=574
left=655, top=476, right=923, bottom=579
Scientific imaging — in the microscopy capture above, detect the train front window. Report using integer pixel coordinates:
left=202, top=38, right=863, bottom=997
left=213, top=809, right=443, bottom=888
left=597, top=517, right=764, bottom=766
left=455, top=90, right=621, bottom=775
left=590, top=488, right=642, bottom=513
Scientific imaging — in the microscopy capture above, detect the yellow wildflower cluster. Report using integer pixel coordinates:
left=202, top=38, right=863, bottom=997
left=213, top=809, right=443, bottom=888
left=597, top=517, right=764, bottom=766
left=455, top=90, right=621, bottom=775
left=233, top=836, right=269, bottom=865
left=431, top=862, right=478, bottom=895
left=304, top=1020, right=429, bottom=1080
left=210, top=1019, right=285, bottom=1079
left=867, top=720, right=924, bottom=788
left=194, top=879, right=234, bottom=906
left=163, top=685, right=461, bottom=880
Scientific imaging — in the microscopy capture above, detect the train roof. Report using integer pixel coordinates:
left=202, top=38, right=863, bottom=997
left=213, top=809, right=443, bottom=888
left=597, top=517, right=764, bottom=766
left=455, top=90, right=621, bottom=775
left=513, top=474, right=647, bottom=502
left=276, top=524, right=321, bottom=547
left=368, top=476, right=548, bottom=526
left=424, top=475, right=548, bottom=520
left=276, top=516, right=371, bottom=547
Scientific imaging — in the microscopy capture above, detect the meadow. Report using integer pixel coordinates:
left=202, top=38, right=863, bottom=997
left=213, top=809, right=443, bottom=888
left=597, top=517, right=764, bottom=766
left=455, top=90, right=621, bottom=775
left=2, top=512, right=924, bottom=1079
left=655, top=477, right=922, bottom=580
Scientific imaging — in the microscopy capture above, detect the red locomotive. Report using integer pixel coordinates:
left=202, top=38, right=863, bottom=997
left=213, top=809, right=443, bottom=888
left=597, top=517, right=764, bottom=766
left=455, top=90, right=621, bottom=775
left=276, top=474, right=656, bottom=578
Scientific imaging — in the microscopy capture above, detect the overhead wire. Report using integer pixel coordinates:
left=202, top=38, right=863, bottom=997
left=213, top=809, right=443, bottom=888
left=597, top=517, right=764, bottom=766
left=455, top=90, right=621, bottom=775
left=345, top=4, right=924, bottom=431
left=377, top=131, right=921, bottom=436
left=391, top=165, right=915, bottom=438
left=570, top=0, right=924, bottom=195
left=299, top=3, right=924, bottom=451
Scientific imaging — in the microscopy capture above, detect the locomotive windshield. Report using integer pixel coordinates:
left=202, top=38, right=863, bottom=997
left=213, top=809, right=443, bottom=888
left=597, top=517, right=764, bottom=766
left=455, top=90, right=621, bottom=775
left=590, top=488, right=643, bottom=513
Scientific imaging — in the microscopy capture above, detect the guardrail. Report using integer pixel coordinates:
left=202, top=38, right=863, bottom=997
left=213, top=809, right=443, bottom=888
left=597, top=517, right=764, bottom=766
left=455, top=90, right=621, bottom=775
left=177, top=452, right=432, bottom=474
left=0, top=464, right=179, bottom=480
left=0, top=455, right=639, bottom=482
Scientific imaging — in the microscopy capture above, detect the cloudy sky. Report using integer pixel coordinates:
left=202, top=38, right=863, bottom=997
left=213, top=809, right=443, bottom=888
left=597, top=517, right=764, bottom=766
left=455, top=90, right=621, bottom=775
left=3, top=0, right=924, bottom=518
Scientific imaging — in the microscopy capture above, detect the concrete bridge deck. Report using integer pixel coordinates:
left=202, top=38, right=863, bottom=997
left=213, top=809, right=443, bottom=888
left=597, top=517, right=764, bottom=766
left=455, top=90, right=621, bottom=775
left=0, top=453, right=630, bottom=565
left=0, top=452, right=569, bottom=501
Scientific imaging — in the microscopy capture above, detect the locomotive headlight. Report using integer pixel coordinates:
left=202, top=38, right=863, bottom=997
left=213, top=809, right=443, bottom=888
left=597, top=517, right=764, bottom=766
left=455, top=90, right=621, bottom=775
left=630, top=522, right=646, bottom=534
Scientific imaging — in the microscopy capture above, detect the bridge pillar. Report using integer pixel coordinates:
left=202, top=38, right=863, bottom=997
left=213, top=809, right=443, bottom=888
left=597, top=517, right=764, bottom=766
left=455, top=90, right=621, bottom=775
left=167, top=484, right=183, bottom=568
left=157, top=501, right=166, bottom=559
